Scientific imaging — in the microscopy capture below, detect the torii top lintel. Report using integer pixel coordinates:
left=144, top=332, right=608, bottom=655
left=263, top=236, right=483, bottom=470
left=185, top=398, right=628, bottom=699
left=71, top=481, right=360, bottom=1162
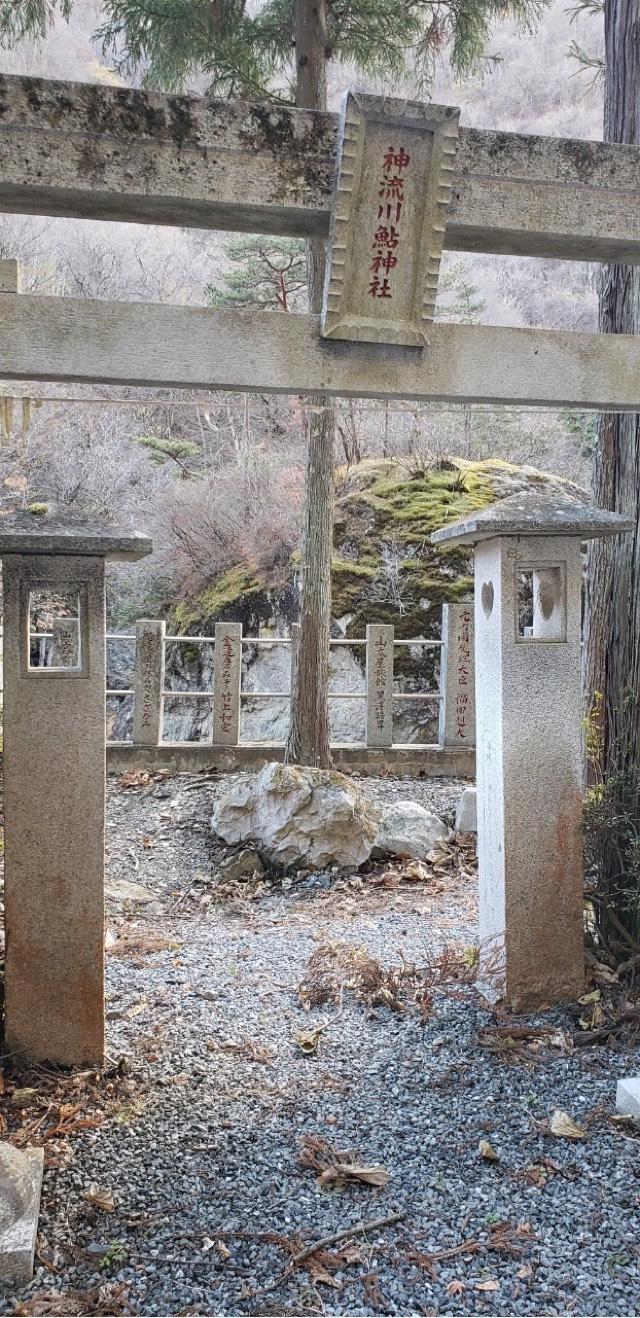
left=0, top=72, right=638, bottom=269
left=2, top=75, right=640, bottom=406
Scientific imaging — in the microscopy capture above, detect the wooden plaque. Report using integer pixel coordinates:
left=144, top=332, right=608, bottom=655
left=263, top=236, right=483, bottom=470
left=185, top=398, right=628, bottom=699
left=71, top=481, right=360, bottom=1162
left=322, top=92, right=460, bottom=347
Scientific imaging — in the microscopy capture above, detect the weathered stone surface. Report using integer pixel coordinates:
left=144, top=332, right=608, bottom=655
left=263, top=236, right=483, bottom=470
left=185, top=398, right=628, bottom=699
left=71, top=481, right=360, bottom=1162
left=3, top=554, right=106, bottom=1065
left=0, top=1142, right=43, bottom=1287
left=0, top=507, right=152, bottom=560
left=0, top=259, right=19, bottom=293
left=4, top=74, right=640, bottom=264
left=432, top=493, right=634, bottom=546
left=213, top=622, right=242, bottom=747
left=219, top=848, right=265, bottom=882
left=455, top=786, right=477, bottom=833
left=211, top=762, right=377, bottom=871
left=322, top=93, right=459, bottom=345
left=373, top=800, right=448, bottom=860
left=366, top=624, right=393, bottom=748
left=105, top=878, right=156, bottom=905
left=51, top=616, right=79, bottom=669
left=439, top=601, right=475, bottom=749
left=431, top=498, right=633, bottom=1010
left=133, top=620, right=165, bottom=746
left=472, top=533, right=586, bottom=1008
left=616, top=1076, right=640, bottom=1118
left=6, top=296, right=640, bottom=409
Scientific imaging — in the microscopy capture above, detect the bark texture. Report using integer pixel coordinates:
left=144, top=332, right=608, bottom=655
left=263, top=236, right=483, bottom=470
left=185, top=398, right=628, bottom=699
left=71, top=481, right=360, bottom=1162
left=286, top=0, right=334, bottom=767
left=584, top=0, right=640, bottom=941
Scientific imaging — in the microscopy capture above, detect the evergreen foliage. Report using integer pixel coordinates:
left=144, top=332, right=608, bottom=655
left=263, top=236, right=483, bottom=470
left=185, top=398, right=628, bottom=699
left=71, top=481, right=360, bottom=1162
left=0, top=0, right=72, bottom=45
left=137, top=434, right=200, bottom=472
left=0, top=0, right=549, bottom=99
left=207, top=237, right=307, bottom=312
left=436, top=261, right=487, bottom=323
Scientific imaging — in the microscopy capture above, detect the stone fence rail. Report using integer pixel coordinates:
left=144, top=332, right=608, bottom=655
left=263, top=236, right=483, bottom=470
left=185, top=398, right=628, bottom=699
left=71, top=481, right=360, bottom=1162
left=29, top=601, right=475, bottom=753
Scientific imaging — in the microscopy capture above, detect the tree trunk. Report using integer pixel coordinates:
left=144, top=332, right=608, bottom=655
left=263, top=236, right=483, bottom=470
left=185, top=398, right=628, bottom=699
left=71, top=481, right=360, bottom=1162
left=584, top=0, right=640, bottom=942
left=286, top=0, right=335, bottom=768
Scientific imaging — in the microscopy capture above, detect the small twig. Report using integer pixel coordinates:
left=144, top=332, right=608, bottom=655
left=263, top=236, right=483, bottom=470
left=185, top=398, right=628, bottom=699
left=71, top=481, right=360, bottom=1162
left=239, top=1210, right=406, bottom=1302
left=606, top=907, right=640, bottom=953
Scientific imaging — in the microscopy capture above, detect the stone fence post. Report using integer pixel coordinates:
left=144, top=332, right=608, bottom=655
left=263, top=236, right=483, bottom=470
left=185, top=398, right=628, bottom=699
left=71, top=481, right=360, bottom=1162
left=52, top=615, right=79, bottom=669
left=133, top=619, right=165, bottom=746
left=366, top=623, right=394, bottom=748
left=439, top=601, right=475, bottom=749
left=213, top=621, right=242, bottom=746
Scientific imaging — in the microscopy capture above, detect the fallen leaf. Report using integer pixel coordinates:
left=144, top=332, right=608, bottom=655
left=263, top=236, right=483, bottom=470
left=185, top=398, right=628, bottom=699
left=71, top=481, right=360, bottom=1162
left=578, top=988, right=601, bottom=1005
left=403, top=861, right=430, bottom=882
left=478, top=1139, right=500, bottom=1162
left=303, top=1251, right=343, bottom=1289
left=447, top=1280, right=465, bottom=1296
left=295, top=1026, right=325, bottom=1055
left=335, top=1162, right=391, bottom=1187
left=10, top=1088, right=39, bottom=1106
left=592, top=961, right=619, bottom=985
left=82, top=1185, right=116, bottom=1213
left=475, top=1279, right=500, bottom=1292
left=517, top=1264, right=533, bottom=1279
left=549, top=1109, right=587, bottom=1140
left=523, top=1163, right=549, bottom=1188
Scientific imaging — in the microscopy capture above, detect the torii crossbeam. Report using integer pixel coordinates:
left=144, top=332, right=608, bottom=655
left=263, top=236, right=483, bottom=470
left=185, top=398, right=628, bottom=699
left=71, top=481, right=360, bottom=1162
left=0, top=75, right=639, bottom=408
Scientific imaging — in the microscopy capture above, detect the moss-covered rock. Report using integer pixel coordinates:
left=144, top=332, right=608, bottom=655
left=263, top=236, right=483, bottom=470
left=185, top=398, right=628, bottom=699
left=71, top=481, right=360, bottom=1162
left=172, top=564, right=297, bottom=636
left=171, top=456, right=584, bottom=648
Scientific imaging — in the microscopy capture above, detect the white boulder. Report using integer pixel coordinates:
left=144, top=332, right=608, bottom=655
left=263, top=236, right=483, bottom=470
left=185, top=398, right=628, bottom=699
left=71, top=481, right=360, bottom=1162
left=211, top=762, right=377, bottom=871
left=455, top=785, right=477, bottom=833
left=372, top=800, right=448, bottom=860
left=0, top=1142, right=44, bottom=1286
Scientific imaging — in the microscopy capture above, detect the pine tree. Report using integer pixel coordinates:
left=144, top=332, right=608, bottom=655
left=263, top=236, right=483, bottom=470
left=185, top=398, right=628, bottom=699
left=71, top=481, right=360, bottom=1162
left=207, top=237, right=307, bottom=312
left=1, top=0, right=550, bottom=767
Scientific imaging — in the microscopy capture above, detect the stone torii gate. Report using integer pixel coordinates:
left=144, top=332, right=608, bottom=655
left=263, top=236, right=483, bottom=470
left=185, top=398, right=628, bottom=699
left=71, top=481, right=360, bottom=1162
left=1, top=76, right=640, bottom=1032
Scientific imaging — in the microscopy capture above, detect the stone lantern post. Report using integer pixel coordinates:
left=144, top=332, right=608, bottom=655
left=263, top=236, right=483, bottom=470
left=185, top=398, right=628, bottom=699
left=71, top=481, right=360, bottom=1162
left=432, top=495, right=632, bottom=1010
left=1, top=511, right=152, bottom=1066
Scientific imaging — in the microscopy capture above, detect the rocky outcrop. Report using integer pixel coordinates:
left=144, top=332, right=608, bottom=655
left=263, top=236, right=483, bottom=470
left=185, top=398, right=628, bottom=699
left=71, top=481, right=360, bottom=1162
left=211, top=762, right=377, bottom=871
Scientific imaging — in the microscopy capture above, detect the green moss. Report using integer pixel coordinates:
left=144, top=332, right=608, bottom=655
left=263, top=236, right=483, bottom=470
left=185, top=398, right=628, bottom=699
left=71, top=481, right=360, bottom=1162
left=173, top=564, right=264, bottom=633
left=330, top=458, right=496, bottom=641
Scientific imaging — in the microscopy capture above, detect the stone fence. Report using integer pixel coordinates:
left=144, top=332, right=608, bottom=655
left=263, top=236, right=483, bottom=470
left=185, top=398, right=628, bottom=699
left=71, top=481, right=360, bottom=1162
left=20, top=601, right=474, bottom=771
left=96, top=601, right=475, bottom=752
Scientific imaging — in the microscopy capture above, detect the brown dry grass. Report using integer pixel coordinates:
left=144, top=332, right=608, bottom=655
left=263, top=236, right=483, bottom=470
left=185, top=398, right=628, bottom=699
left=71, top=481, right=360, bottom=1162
left=297, top=938, right=476, bottom=1018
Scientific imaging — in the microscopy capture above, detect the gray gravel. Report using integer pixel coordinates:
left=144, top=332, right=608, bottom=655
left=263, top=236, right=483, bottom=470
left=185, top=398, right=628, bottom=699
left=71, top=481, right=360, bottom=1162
left=3, top=769, right=640, bottom=1317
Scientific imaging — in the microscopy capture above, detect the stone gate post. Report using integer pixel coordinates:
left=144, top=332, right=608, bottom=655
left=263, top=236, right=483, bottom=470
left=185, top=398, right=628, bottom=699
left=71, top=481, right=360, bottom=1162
left=432, top=496, right=632, bottom=1010
left=366, top=624, right=394, bottom=748
left=133, top=619, right=165, bottom=746
left=213, top=621, right=242, bottom=746
left=439, top=601, right=475, bottom=749
left=1, top=512, right=151, bottom=1066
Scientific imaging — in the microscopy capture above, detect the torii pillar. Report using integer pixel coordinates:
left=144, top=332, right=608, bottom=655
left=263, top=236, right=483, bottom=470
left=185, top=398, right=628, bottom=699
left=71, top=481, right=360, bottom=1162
left=432, top=495, right=632, bottom=1010
left=1, top=510, right=151, bottom=1066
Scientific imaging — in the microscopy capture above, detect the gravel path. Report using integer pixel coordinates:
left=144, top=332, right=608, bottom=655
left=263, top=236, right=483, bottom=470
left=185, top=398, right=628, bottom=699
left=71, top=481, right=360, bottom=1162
left=3, top=770, right=640, bottom=1317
